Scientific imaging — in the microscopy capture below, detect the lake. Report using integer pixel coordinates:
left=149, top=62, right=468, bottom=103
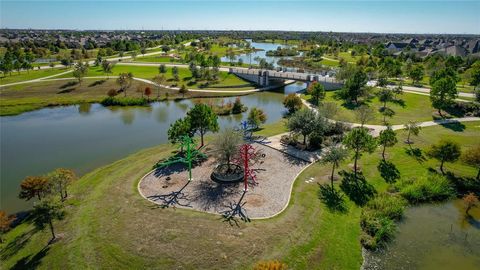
left=0, top=83, right=306, bottom=213
left=362, top=199, right=480, bottom=270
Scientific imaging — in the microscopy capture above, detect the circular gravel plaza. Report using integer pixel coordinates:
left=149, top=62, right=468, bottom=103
left=138, top=143, right=309, bottom=219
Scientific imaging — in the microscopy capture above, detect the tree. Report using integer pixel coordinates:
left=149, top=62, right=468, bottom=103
left=0, top=211, right=16, bottom=243
left=72, top=61, right=89, bottom=85
left=19, top=176, right=50, bottom=201
left=409, top=64, right=424, bottom=85
left=283, top=93, right=302, bottom=114
left=107, top=88, right=117, bottom=97
left=427, top=140, right=461, bottom=174
left=167, top=117, right=192, bottom=146
left=340, top=68, right=369, bottom=104
left=172, top=66, right=179, bottom=83
left=130, top=51, right=137, bottom=60
left=355, top=105, right=375, bottom=127
left=467, top=61, right=480, bottom=90
left=462, top=145, right=480, bottom=179
left=101, top=60, right=114, bottom=77
left=179, top=84, right=188, bottom=97
left=213, top=127, right=243, bottom=165
left=378, top=126, right=397, bottom=160
left=462, top=193, right=479, bottom=214
left=187, top=103, right=219, bottom=147
left=287, top=108, right=317, bottom=145
left=32, top=198, right=65, bottom=241
left=247, top=107, right=267, bottom=129
left=48, top=168, right=76, bottom=201
left=307, top=82, right=325, bottom=105
left=343, top=127, right=377, bottom=177
left=430, top=77, right=457, bottom=117
left=144, top=87, right=152, bottom=101
left=152, top=74, right=166, bottom=98
left=404, top=121, right=421, bottom=144
left=159, top=64, right=167, bottom=74
left=116, top=72, right=133, bottom=97
left=322, top=145, right=349, bottom=190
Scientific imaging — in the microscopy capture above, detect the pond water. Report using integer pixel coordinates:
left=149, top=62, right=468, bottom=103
left=220, top=39, right=299, bottom=68
left=0, top=83, right=306, bottom=213
left=363, top=199, right=480, bottom=270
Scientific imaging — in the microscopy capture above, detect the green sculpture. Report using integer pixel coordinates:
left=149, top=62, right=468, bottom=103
left=154, top=136, right=207, bottom=181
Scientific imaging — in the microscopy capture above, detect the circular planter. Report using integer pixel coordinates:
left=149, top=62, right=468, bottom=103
left=211, top=163, right=244, bottom=183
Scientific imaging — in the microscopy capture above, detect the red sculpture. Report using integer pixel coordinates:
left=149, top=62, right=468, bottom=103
left=234, top=143, right=264, bottom=191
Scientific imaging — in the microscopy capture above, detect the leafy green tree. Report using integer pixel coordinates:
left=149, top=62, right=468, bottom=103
left=283, top=93, right=302, bottom=114
left=116, top=72, right=134, bottom=97
left=72, top=61, right=89, bottom=85
left=430, top=77, right=457, bottom=117
left=462, top=145, right=480, bottom=180
left=172, top=66, right=179, bottom=83
left=213, top=127, right=243, bottom=165
left=152, top=74, right=166, bottom=98
left=307, top=82, right=326, bottom=105
left=187, top=103, right=219, bottom=147
left=179, top=84, right=188, bottom=97
left=355, top=105, right=375, bottom=127
left=232, top=97, right=244, bottom=114
left=409, top=64, right=424, bottom=85
left=340, top=68, right=369, bottom=104
left=48, top=168, right=76, bottom=201
left=322, top=145, right=349, bottom=190
left=430, top=67, right=459, bottom=85
left=427, top=140, right=461, bottom=174
left=101, top=60, right=114, bottom=77
left=378, top=126, right=397, bottom=160
left=159, top=64, right=167, bottom=74
left=247, top=107, right=267, bottom=129
left=167, top=117, right=192, bottom=146
left=404, top=121, right=421, bottom=144
left=32, top=198, right=65, bottom=241
left=287, top=108, right=316, bottom=145
left=343, top=127, right=377, bottom=177
left=19, top=176, right=50, bottom=201
left=467, top=61, right=480, bottom=90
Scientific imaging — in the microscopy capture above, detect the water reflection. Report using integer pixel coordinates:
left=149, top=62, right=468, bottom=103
left=0, top=90, right=290, bottom=213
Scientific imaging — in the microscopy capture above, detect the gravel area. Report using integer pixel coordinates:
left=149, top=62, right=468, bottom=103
left=139, top=143, right=309, bottom=219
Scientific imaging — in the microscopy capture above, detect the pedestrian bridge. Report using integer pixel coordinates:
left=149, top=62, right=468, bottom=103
left=229, top=68, right=343, bottom=89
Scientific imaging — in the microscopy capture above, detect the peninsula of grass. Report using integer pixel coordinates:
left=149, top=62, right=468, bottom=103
left=2, top=120, right=478, bottom=269
left=304, top=90, right=464, bottom=125
left=0, top=67, right=70, bottom=85
left=0, top=78, right=246, bottom=116
left=58, top=65, right=255, bottom=90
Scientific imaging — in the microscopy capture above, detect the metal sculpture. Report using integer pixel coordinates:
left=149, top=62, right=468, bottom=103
left=234, top=143, right=265, bottom=191
left=155, top=135, right=206, bottom=181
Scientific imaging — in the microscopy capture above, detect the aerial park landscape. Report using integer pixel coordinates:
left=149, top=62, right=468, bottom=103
left=0, top=1, right=479, bottom=269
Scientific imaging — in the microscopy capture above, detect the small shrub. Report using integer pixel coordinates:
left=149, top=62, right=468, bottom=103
left=100, top=97, right=149, bottom=106
left=360, top=193, right=407, bottom=249
left=107, top=89, right=118, bottom=97
left=395, top=173, right=455, bottom=203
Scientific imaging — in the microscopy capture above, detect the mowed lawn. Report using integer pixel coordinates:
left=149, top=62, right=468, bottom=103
left=0, top=67, right=71, bottom=85
left=1, top=121, right=478, bottom=269
left=134, top=55, right=177, bottom=63
left=312, top=90, right=447, bottom=125
left=58, top=65, right=255, bottom=90
left=0, top=78, right=240, bottom=116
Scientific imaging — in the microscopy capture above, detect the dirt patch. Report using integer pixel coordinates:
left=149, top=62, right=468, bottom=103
left=139, top=143, right=309, bottom=218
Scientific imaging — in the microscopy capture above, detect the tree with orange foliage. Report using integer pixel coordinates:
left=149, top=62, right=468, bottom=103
left=144, top=86, right=152, bottom=101
left=18, top=176, right=50, bottom=201
left=463, top=192, right=479, bottom=214
left=253, top=260, right=287, bottom=270
left=0, top=211, right=16, bottom=243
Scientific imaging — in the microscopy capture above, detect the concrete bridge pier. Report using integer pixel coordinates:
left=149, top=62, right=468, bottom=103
left=258, top=70, right=269, bottom=86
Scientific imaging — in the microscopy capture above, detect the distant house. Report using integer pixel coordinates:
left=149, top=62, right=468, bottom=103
left=386, top=41, right=410, bottom=52
left=432, top=45, right=468, bottom=57
left=466, top=39, right=480, bottom=54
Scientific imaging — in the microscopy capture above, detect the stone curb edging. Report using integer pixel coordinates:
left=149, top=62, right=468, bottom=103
left=136, top=151, right=315, bottom=220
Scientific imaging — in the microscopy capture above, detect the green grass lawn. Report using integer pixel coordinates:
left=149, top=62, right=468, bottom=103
left=324, top=51, right=362, bottom=63
left=1, top=120, right=477, bottom=269
left=58, top=65, right=255, bottom=90
left=0, top=67, right=70, bottom=85
left=134, top=55, right=176, bottom=63
left=0, top=78, right=242, bottom=116
left=308, top=90, right=447, bottom=125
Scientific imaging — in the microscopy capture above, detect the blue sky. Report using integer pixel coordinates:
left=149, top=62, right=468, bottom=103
left=1, top=1, right=479, bottom=34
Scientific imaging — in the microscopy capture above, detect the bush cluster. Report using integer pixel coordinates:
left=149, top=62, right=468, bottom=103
left=360, top=194, right=407, bottom=250
left=100, top=97, right=149, bottom=106
left=394, top=173, right=455, bottom=203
